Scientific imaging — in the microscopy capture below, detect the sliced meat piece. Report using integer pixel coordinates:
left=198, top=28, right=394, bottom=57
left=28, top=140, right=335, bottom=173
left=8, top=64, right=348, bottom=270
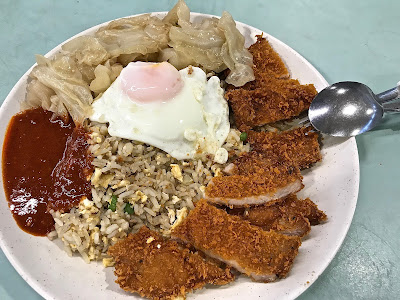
left=222, top=150, right=300, bottom=176
left=229, top=194, right=326, bottom=233
left=278, top=194, right=327, bottom=225
left=225, top=36, right=317, bottom=129
left=206, top=174, right=303, bottom=206
left=228, top=204, right=311, bottom=238
left=248, top=34, right=290, bottom=81
left=206, top=151, right=303, bottom=206
left=171, top=200, right=301, bottom=282
left=248, top=126, right=322, bottom=169
left=108, top=226, right=234, bottom=300
left=226, top=79, right=317, bottom=129
left=227, top=193, right=326, bottom=238
left=233, top=193, right=327, bottom=223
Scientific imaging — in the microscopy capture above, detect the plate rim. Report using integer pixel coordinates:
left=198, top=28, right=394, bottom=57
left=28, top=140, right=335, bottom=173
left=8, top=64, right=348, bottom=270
left=0, top=11, right=360, bottom=300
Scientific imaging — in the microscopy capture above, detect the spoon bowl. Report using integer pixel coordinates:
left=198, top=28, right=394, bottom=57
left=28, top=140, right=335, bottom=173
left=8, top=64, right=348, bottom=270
left=309, top=81, right=398, bottom=137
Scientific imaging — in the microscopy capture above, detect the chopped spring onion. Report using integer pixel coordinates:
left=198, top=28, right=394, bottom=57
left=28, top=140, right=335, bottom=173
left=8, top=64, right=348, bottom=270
left=109, top=195, right=117, bottom=212
left=124, top=203, right=134, bottom=215
left=240, top=132, right=248, bottom=141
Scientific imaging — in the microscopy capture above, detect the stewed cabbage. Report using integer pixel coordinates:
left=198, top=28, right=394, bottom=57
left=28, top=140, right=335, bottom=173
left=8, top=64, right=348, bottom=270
left=24, top=0, right=254, bottom=124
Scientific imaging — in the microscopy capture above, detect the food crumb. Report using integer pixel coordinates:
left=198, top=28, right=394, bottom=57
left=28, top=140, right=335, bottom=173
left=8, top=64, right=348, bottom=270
left=199, top=185, right=206, bottom=196
left=111, top=179, right=129, bottom=189
left=129, top=191, right=148, bottom=204
left=91, top=168, right=102, bottom=186
left=102, top=257, right=115, bottom=267
left=171, top=195, right=181, bottom=204
left=167, top=207, right=176, bottom=224
left=171, top=207, right=188, bottom=230
left=146, top=236, right=155, bottom=244
left=214, top=168, right=223, bottom=177
left=170, top=164, right=183, bottom=182
left=214, top=148, right=228, bottom=164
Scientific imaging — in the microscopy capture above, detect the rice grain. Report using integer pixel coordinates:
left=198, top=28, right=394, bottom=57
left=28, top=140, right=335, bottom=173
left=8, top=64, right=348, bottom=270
left=50, top=123, right=249, bottom=262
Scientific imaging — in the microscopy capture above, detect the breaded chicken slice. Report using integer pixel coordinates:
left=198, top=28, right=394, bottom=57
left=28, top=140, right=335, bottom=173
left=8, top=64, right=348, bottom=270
left=171, top=200, right=301, bottom=282
left=225, top=36, right=317, bottom=129
left=206, top=151, right=303, bottom=206
left=247, top=127, right=322, bottom=169
left=108, top=226, right=234, bottom=300
left=280, top=194, right=327, bottom=225
left=227, top=205, right=311, bottom=238
left=248, top=34, right=290, bottom=81
left=227, top=194, right=326, bottom=237
left=226, top=78, right=317, bottom=130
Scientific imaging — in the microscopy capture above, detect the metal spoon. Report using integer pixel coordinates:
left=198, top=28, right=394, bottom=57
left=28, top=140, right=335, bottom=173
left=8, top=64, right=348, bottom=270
left=308, top=81, right=400, bottom=137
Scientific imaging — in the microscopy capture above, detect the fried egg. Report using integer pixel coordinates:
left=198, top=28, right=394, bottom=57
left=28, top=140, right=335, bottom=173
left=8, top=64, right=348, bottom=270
left=90, top=62, right=230, bottom=162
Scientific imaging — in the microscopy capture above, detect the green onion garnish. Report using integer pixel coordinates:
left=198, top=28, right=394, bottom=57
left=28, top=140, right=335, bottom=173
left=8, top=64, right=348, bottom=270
left=124, top=203, right=134, bottom=215
left=109, top=195, right=117, bottom=212
left=240, top=132, right=248, bottom=142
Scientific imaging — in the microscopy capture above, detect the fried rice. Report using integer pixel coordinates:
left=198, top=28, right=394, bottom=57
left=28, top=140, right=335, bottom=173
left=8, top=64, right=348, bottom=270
left=49, top=123, right=249, bottom=264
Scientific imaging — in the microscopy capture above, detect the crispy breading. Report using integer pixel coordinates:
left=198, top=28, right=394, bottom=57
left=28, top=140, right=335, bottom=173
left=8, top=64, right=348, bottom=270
left=279, top=194, right=327, bottom=225
left=248, top=126, right=322, bottom=169
left=228, top=194, right=326, bottom=230
left=245, top=208, right=310, bottom=237
left=108, top=226, right=234, bottom=300
left=222, top=151, right=298, bottom=176
left=226, top=79, right=317, bottom=130
left=227, top=194, right=326, bottom=237
left=227, top=205, right=311, bottom=238
left=171, top=200, right=301, bottom=282
left=248, top=35, right=290, bottom=81
left=225, top=36, right=318, bottom=129
left=206, top=151, right=303, bottom=206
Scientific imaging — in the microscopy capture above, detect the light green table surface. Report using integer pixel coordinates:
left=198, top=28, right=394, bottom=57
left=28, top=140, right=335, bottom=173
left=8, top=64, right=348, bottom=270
left=1, top=0, right=399, bottom=299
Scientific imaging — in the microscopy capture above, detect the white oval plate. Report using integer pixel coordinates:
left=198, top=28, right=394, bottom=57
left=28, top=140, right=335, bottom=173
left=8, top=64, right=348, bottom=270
left=0, top=12, right=359, bottom=300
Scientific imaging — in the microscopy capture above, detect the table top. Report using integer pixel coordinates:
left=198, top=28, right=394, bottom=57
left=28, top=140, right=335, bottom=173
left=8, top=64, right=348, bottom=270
left=1, top=0, right=399, bottom=299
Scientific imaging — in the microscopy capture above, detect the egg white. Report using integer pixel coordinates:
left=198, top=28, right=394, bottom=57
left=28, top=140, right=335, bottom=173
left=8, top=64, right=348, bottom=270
left=90, top=65, right=230, bottom=160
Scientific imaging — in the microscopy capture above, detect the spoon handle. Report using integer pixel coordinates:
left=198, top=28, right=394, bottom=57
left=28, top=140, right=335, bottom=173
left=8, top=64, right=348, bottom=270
left=376, top=82, right=400, bottom=104
left=383, top=101, right=400, bottom=112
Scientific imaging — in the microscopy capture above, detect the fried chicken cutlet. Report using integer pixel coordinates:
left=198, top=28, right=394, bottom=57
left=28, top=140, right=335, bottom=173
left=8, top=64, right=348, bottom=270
left=108, top=226, right=234, bottom=300
left=227, top=194, right=327, bottom=237
left=225, top=36, right=317, bottom=129
left=280, top=194, right=327, bottom=225
left=206, top=151, right=303, bottom=206
left=171, top=200, right=301, bottom=282
left=248, top=35, right=290, bottom=81
left=227, top=205, right=311, bottom=238
left=247, top=126, right=322, bottom=169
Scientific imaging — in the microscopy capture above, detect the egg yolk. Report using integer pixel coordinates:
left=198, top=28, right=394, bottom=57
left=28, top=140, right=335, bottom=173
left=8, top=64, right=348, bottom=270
left=120, top=62, right=183, bottom=104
